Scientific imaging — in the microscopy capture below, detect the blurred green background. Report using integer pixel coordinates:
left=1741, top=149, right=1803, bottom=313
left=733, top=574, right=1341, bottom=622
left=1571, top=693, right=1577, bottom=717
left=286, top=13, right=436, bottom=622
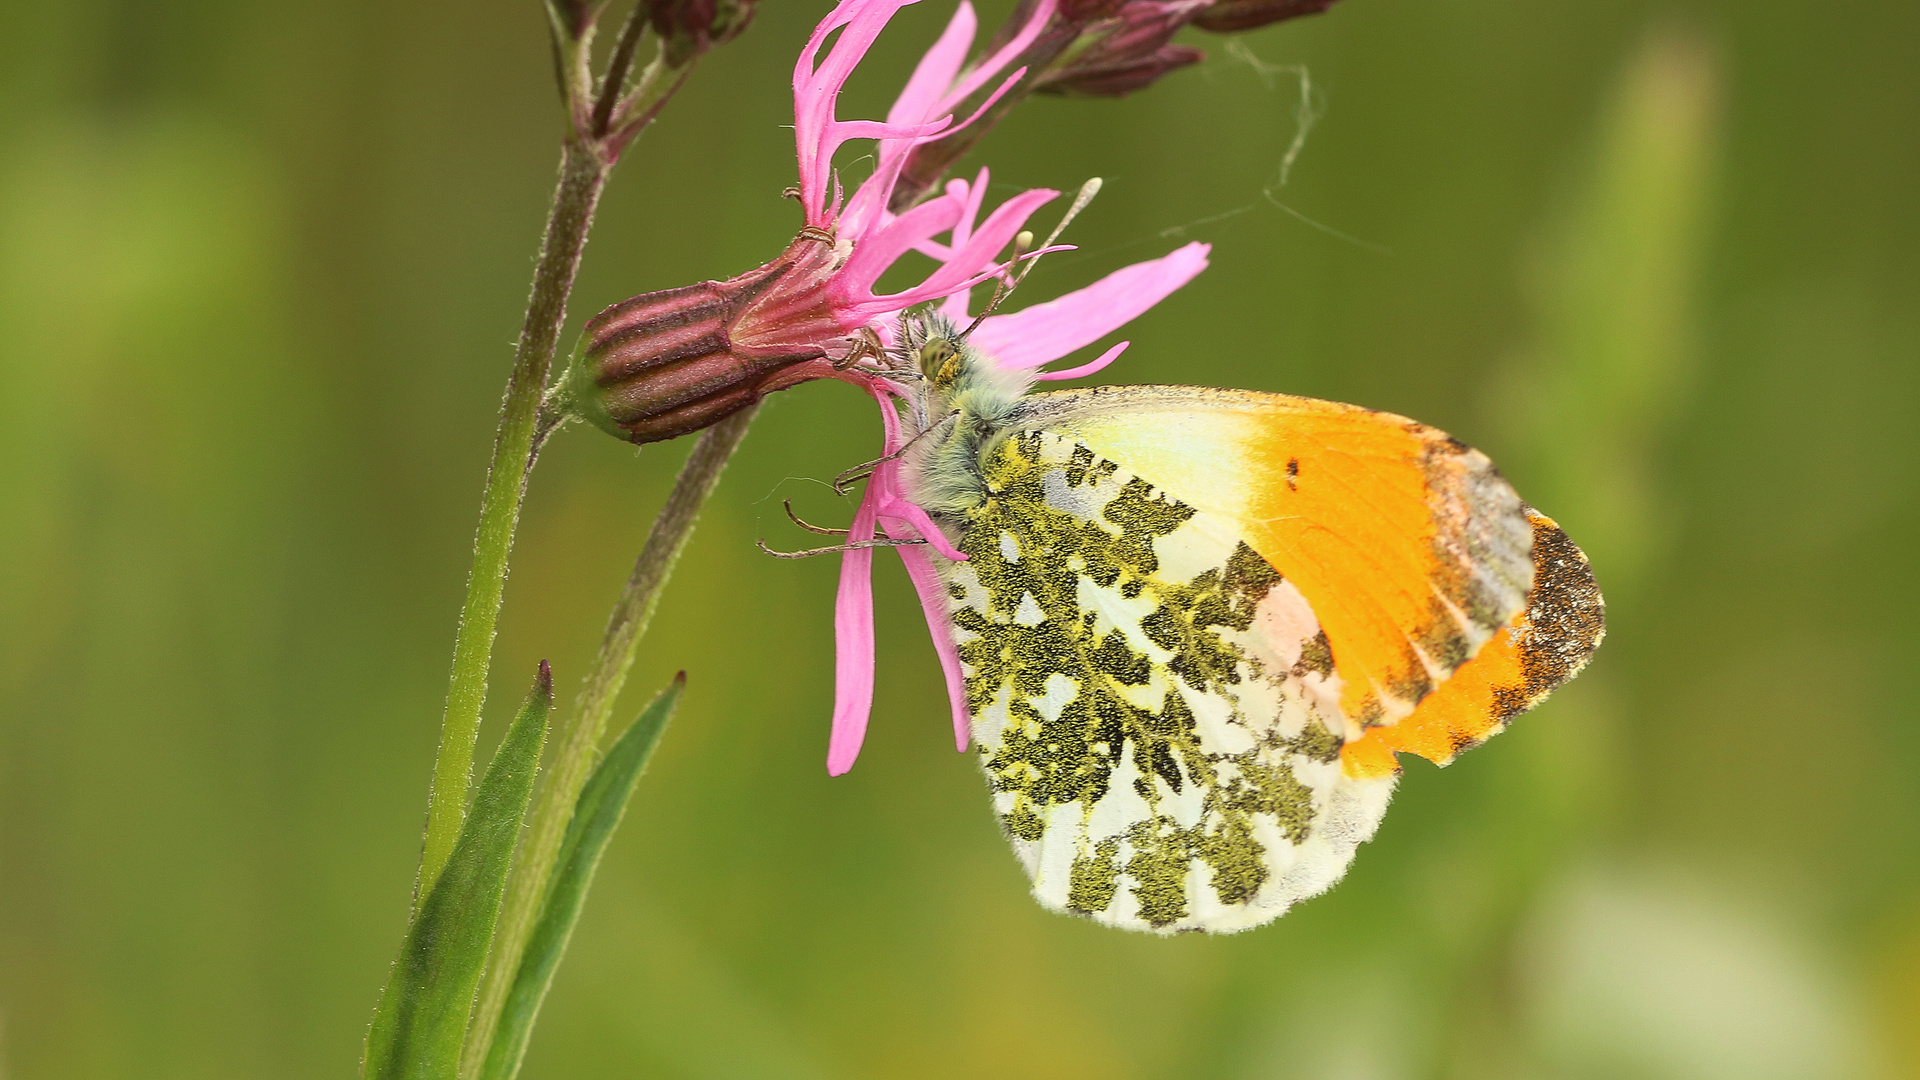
left=3, top=0, right=1916, bottom=1076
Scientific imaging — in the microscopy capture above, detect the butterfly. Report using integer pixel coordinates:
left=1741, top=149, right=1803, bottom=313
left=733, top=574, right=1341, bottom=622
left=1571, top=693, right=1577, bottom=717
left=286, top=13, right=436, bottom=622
left=882, top=312, right=1605, bottom=934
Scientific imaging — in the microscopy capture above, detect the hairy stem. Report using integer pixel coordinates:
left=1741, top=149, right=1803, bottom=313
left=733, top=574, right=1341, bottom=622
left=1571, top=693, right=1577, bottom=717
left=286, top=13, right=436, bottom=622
left=419, top=138, right=609, bottom=901
left=461, top=403, right=759, bottom=1079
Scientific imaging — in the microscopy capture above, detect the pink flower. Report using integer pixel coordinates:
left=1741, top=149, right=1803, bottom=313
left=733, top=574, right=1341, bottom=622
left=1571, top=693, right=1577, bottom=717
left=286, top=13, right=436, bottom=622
left=823, top=227, right=1211, bottom=776
left=576, top=0, right=1211, bottom=771
left=574, top=0, right=1062, bottom=443
left=786, top=0, right=1213, bottom=775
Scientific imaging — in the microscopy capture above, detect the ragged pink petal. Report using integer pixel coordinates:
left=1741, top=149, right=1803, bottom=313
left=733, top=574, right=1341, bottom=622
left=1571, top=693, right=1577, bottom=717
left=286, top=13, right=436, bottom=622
left=897, top=187, right=1061, bottom=300
left=827, top=488, right=882, bottom=776
left=948, top=172, right=989, bottom=250
left=971, top=241, right=1210, bottom=369
left=863, top=382, right=971, bottom=752
left=794, top=0, right=927, bottom=224
left=854, top=64, right=1025, bottom=234
left=885, top=0, right=1053, bottom=137
left=1034, top=339, right=1129, bottom=381
left=836, top=195, right=965, bottom=301
left=886, top=1, right=979, bottom=129
left=859, top=393, right=969, bottom=563
left=941, top=0, right=1058, bottom=108
left=874, top=477, right=968, bottom=562
left=911, top=173, right=989, bottom=263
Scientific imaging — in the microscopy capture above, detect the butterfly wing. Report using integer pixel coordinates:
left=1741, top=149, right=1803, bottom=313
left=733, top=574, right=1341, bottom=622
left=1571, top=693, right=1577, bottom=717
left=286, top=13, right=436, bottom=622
left=934, top=387, right=1601, bottom=933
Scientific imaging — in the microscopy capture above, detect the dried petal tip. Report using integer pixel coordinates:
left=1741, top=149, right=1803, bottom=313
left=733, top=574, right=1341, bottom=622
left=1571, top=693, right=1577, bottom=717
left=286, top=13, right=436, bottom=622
left=1036, top=1, right=1208, bottom=97
left=1190, top=0, right=1336, bottom=34
left=646, top=0, right=758, bottom=65
left=569, top=232, right=849, bottom=444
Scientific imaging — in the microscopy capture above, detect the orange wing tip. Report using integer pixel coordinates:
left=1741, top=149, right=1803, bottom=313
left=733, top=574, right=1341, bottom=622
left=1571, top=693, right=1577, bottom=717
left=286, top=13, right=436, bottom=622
left=1339, top=510, right=1604, bottom=777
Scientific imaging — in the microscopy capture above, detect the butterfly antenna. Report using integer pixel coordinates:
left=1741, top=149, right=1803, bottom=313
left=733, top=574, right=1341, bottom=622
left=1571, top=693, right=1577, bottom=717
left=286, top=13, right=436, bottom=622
left=960, top=176, right=1103, bottom=341
left=830, top=411, right=961, bottom=495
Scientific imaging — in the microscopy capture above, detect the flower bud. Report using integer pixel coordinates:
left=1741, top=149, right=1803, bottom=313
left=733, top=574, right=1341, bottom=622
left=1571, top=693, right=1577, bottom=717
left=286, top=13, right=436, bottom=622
left=1043, top=43, right=1205, bottom=96
left=1035, top=1, right=1207, bottom=98
left=1190, top=0, right=1336, bottom=34
left=550, top=0, right=594, bottom=41
left=1058, top=0, right=1130, bottom=19
left=570, top=232, right=848, bottom=444
left=645, top=0, right=757, bottom=66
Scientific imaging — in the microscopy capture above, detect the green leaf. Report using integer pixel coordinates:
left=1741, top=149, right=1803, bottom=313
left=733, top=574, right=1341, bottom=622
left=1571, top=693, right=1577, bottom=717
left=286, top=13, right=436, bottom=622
left=477, top=674, right=685, bottom=1080
left=365, top=662, right=554, bottom=1080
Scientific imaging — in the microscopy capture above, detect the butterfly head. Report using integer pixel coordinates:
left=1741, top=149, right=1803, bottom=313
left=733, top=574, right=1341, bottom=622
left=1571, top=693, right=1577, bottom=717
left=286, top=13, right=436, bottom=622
left=900, top=312, right=967, bottom=389
left=898, top=311, right=1031, bottom=412
left=889, top=310, right=1035, bottom=519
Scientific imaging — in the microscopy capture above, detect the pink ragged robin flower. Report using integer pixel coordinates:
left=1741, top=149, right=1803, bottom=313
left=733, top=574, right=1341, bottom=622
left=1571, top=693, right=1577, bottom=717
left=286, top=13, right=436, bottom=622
left=779, top=0, right=1219, bottom=775
left=570, top=0, right=1210, bottom=770
left=822, top=223, right=1208, bottom=775
left=572, top=0, right=1064, bottom=443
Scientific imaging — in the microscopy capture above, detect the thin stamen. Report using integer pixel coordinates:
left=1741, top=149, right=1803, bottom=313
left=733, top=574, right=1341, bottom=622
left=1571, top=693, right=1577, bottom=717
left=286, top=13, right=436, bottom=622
left=1025, top=177, right=1104, bottom=287
left=960, top=177, right=1103, bottom=340
left=962, top=230, right=1033, bottom=339
left=757, top=537, right=929, bottom=560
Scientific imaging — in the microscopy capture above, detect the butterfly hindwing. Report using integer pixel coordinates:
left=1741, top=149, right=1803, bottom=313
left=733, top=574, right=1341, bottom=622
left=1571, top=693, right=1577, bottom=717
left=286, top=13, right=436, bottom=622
left=936, top=428, right=1399, bottom=933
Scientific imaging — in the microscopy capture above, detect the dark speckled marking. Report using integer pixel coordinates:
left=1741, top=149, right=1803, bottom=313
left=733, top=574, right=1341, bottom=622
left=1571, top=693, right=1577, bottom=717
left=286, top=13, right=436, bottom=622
left=1067, top=838, right=1122, bottom=912
left=1491, top=513, right=1606, bottom=721
left=953, top=433, right=1326, bottom=929
left=1295, top=631, right=1334, bottom=678
left=1284, top=716, right=1343, bottom=764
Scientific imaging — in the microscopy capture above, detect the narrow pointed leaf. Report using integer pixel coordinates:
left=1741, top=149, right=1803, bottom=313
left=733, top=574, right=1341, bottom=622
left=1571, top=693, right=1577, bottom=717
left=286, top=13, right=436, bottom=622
left=477, top=674, right=685, bottom=1080
left=365, top=662, right=555, bottom=1080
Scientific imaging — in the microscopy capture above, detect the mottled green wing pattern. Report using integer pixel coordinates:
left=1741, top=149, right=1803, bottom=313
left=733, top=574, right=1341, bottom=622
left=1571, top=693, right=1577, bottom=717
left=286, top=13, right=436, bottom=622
left=936, top=430, right=1398, bottom=934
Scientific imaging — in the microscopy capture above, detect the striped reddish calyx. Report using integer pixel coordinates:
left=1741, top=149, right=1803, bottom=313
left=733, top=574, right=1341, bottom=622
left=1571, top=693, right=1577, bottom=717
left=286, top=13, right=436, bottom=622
left=571, top=232, right=846, bottom=444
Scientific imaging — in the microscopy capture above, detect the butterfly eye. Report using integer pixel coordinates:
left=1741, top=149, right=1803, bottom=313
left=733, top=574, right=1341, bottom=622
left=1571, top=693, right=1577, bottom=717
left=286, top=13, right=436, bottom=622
left=919, top=339, right=958, bottom=381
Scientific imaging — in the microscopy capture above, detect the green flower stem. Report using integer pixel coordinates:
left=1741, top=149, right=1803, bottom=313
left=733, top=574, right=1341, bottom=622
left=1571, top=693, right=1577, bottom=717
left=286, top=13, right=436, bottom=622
left=417, top=16, right=705, bottom=906
left=460, top=403, right=759, bottom=1079
left=419, top=138, right=611, bottom=901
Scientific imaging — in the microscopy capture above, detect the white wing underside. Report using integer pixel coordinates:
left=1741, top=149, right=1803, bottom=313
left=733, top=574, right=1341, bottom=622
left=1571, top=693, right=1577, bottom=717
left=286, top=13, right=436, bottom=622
left=934, top=431, right=1397, bottom=934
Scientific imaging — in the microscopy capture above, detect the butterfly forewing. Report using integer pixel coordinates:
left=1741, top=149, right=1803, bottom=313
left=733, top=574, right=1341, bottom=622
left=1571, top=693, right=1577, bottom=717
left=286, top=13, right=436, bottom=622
left=1012, top=386, right=1540, bottom=745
